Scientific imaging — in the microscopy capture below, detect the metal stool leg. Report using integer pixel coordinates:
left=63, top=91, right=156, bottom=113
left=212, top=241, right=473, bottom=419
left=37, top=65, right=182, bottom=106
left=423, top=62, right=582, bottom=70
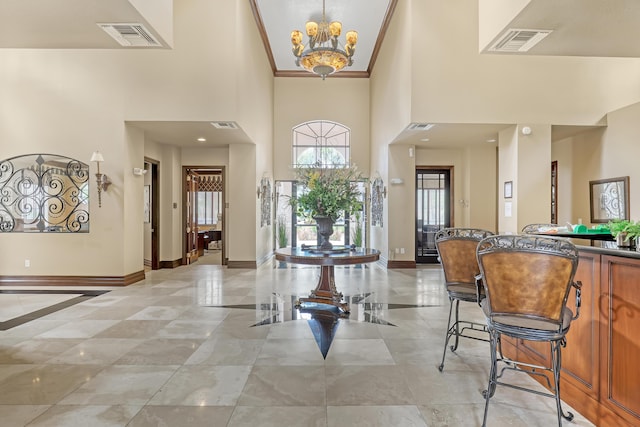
left=551, top=340, right=574, bottom=426
left=450, top=299, right=461, bottom=351
left=437, top=298, right=455, bottom=372
left=482, top=329, right=499, bottom=427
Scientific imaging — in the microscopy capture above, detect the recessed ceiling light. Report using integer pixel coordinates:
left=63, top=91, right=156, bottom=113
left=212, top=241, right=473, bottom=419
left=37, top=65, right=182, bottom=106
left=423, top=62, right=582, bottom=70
left=486, top=138, right=496, bottom=143
left=197, top=137, right=206, bottom=142
left=420, top=138, right=430, bottom=142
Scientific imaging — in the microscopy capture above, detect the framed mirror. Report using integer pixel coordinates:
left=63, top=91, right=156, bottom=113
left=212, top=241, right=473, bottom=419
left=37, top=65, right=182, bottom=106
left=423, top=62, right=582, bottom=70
left=589, top=176, right=629, bottom=223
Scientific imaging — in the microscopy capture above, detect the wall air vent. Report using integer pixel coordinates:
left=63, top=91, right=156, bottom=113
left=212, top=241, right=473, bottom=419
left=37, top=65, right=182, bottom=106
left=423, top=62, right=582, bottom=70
left=407, top=123, right=435, bottom=131
left=98, top=23, right=161, bottom=47
left=489, top=29, right=552, bottom=53
left=211, top=121, right=239, bottom=130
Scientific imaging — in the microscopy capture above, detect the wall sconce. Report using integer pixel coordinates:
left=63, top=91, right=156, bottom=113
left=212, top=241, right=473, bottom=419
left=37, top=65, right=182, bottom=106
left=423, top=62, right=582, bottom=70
left=132, top=167, right=147, bottom=176
left=90, top=151, right=111, bottom=207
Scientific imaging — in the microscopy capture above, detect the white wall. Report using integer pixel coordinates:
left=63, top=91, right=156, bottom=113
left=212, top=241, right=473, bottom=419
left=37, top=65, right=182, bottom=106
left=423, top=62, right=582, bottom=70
left=0, top=0, right=273, bottom=277
left=554, top=102, right=640, bottom=227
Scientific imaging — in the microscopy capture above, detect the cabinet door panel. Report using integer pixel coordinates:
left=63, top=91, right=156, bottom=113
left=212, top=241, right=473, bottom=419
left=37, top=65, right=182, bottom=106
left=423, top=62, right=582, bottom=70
left=563, top=251, right=599, bottom=398
left=601, top=255, right=640, bottom=423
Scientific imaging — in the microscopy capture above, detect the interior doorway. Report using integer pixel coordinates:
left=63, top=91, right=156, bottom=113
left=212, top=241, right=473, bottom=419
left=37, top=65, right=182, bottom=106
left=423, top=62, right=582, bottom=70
left=144, top=158, right=159, bottom=271
left=415, top=167, right=453, bottom=264
left=182, top=166, right=225, bottom=266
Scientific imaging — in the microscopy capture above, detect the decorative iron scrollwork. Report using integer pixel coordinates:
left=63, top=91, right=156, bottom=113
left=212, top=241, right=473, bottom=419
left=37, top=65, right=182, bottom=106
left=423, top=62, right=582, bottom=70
left=371, top=177, right=384, bottom=227
left=0, top=154, right=90, bottom=232
left=477, top=234, right=578, bottom=258
left=260, top=177, right=272, bottom=227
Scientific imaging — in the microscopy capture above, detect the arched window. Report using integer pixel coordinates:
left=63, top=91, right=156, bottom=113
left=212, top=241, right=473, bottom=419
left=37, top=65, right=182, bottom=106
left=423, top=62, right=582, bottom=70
left=292, top=120, right=350, bottom=167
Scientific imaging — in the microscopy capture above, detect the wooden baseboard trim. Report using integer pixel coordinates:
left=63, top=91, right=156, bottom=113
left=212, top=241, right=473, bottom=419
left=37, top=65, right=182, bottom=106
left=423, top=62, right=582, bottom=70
left=0, top=270, right=145, bottom=287
left=159, top=259, right=182, bottom=269
left=144, top=259, right=152, bottom=267
left=227, top=260, right=258, bottom=269
left=387, top=260, right=416, bottom=268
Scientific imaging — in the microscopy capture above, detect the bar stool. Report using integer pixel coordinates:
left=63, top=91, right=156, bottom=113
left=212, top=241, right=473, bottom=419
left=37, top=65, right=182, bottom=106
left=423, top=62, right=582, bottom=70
left=475, top=234, right=582, bottom=426
left=435, top=227, right=494, bottom=372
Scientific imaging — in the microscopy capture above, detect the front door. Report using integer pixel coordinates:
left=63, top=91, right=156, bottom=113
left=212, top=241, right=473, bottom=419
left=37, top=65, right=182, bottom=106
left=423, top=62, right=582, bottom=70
left=416, top=168, right=452, bottom=264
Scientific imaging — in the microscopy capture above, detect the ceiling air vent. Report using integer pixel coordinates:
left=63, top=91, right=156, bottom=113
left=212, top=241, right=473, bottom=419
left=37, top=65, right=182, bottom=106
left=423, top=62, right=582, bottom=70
left=98, top=23, right=161, bottom=47
left=211, top=121, right=239, bottom=130
left=407, top=123, right=435, bottom=131
left=489, top=29, right=552, bottom=53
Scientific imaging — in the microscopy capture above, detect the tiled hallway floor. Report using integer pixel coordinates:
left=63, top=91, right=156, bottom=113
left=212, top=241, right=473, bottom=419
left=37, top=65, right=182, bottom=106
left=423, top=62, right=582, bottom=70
left=0, top=261, right=595, bottom=426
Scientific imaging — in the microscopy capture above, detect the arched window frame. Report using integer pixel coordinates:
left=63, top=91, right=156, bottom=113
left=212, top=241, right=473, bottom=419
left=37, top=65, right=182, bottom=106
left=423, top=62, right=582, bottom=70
left=292, top=120, right=351, bottom=168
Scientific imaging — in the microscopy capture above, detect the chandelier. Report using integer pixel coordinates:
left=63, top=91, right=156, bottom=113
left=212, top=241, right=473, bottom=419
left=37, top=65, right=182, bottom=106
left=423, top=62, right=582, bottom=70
left=291, top=0, right=358, bottom=80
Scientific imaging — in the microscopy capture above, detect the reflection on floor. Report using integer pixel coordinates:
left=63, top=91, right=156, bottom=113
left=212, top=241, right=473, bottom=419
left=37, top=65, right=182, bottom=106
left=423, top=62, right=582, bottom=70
left=0, top=261, right=595, bottom=426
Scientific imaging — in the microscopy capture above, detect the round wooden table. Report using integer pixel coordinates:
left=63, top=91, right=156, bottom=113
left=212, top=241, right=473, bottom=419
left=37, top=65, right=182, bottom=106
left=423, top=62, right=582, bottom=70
left=275, top=246, right=380, bottom=313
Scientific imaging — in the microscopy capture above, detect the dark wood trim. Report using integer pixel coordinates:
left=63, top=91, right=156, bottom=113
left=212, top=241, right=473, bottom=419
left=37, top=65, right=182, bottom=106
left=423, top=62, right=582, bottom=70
left=274, top=70, right=370, bottom=79
left=551, top=160, right=558, bottom=224
left=159, top=259, right=182, bottom=269
left=145, top=158, right=160, bottom=270
left=367, top=0, right=398, bottom=75
left=227, top=260, right=258, bottom=269
left=387, top=260, right=416, bottom=269
left=0, top=270, right=145, bottom=287
left=183, top=165, right=226, bottom=267
left=248, top=0, right=277, bottom=75
left=416, top=165, right=455, bottom=227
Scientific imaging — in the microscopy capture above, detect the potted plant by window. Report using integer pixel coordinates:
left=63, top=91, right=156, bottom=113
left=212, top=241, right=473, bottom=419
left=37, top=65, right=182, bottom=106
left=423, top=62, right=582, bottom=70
left=351, top=211, right=363, bottom=248
left=607, top=219, right=633, bottom=248
left=291, top=164, right=363, bottom=250
left=277, top=215, right=288, bottom=249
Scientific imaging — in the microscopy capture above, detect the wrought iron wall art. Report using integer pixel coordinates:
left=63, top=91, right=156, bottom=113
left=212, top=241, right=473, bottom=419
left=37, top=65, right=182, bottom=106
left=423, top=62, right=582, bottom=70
left=371, top=177, right=384, bottom=227
left=589, top=176, right=630, bottom=223
left=0, top=154, right=89, bottom=232
left=259, top=177, right=272, bottom=227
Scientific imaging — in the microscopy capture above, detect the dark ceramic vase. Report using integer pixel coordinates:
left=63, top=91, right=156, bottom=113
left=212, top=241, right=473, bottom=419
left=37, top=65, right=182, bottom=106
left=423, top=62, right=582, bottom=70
left=314, top=216, right=334, bottom=250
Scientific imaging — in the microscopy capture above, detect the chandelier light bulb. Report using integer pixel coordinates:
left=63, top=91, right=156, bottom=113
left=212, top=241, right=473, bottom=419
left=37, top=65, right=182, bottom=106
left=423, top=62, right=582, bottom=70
left=291, top=0, right=358, bottom=79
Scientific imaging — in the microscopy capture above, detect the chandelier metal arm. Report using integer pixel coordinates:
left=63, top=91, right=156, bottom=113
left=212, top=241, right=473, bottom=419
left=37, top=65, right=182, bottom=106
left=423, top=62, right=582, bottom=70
left=290, top=0, right=358, bottom=79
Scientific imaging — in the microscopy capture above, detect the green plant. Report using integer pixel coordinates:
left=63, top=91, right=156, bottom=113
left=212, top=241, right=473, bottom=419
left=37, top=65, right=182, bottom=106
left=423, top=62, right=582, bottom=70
left=607, top=219, right=632, bottom=239
left=351, top=211, right=363, bottom=247
left=622, top=220, right=640, bottom=242
left=291, top=164, right=364, bottom=222
left=277, top=215, right=288, bottom=248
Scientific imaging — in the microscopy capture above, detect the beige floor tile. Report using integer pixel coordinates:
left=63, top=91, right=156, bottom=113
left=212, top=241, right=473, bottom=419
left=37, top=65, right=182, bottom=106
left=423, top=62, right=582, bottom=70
left=228, top=406, right=326, bottom=427
left=0, top=263, right=596, bottom=426
left=27, top=404, right=141, bottom=427
left=147, top=365, right=252, bottom=406
left=128, top=406, right=234, bottom=427
left=59, top=365, right=178, bottom=405
left=237, top=366, right=326, bottom=407
left=328, top=405, right=427, bottom=427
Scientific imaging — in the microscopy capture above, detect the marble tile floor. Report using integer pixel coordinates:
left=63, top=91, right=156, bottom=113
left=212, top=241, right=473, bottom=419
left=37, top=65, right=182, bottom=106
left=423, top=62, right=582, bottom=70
left=0, top=261, right=595, bottom=427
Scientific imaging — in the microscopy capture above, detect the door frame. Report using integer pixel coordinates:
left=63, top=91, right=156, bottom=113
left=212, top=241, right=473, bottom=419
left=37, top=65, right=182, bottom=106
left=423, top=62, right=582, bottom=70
left=415, top=166, right=454, bottom=264
left=145, top=157, right=160, bottom=270
left=182, top=165, right=226, bottom=266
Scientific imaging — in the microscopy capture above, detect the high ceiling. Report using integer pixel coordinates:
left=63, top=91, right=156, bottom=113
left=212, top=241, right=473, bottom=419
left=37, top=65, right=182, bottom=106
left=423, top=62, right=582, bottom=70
left=2, top=0, right=640, bottom=149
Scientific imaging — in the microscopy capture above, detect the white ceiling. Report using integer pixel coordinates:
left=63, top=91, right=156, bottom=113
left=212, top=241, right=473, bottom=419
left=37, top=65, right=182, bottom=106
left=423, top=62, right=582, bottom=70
left=2, top=0, right=637, bottom=149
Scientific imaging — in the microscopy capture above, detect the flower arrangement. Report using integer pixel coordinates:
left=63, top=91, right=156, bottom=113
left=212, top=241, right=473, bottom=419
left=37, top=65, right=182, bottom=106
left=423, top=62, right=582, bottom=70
left=292, top=164, right=364, bottom=222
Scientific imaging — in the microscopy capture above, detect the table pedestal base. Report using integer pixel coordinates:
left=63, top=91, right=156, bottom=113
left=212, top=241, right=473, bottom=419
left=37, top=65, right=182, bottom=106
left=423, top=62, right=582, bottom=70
left=295, top=265, right=350, bottom=313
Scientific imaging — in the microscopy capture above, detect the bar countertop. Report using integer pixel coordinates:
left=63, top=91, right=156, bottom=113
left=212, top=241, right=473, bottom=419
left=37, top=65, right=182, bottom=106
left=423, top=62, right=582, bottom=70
left=576, top=242, right=640, bottom=259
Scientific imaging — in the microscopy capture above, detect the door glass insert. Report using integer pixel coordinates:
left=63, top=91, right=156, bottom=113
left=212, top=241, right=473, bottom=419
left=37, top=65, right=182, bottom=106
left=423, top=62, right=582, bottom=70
left=416, top=169, right=451, bottom=263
